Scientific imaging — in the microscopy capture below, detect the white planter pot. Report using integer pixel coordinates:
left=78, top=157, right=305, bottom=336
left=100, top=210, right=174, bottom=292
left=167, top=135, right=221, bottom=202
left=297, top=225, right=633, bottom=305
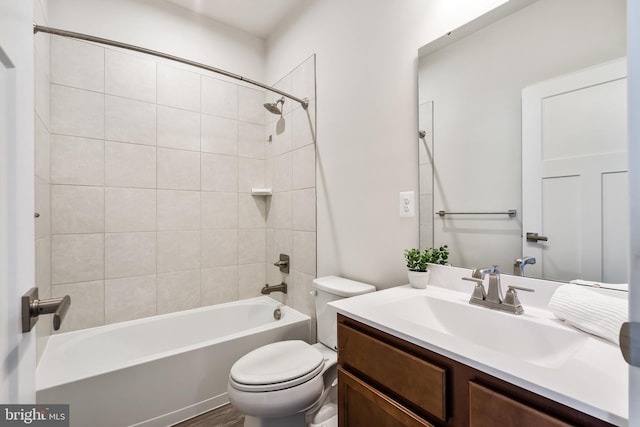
left=408, top=270, right=430, bottom=289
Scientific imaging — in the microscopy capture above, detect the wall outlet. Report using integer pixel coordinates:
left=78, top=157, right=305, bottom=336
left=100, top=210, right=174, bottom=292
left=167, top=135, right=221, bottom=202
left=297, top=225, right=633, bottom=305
left=399, top=191, right=415, bottom=217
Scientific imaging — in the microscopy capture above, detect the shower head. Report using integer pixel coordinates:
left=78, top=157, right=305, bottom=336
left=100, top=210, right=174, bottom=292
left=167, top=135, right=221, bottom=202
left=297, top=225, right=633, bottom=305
left=263, top=97, right=285, bottom=115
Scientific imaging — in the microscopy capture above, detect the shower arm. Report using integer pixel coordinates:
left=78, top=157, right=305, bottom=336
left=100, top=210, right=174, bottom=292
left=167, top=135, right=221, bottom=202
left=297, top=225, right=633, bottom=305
left=33, top=23, right=310, bottom=110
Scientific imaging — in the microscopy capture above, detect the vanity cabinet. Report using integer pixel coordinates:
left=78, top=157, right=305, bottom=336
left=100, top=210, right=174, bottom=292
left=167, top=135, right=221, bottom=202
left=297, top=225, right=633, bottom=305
left=337, top=315, right=616, bottom=427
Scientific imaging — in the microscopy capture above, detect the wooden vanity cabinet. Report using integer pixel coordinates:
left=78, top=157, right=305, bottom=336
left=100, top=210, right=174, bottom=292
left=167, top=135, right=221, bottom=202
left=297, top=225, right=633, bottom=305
left=337, top=314, right=616, bottom=427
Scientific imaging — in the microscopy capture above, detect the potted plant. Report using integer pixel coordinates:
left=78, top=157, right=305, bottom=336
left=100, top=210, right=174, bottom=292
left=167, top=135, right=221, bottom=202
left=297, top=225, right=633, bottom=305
left=404, top=245, right=449, bottom=288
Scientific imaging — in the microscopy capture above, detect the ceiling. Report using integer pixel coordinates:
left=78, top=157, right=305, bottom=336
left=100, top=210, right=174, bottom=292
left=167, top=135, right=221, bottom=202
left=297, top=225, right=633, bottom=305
left=163, top=0, right=306, bottom=39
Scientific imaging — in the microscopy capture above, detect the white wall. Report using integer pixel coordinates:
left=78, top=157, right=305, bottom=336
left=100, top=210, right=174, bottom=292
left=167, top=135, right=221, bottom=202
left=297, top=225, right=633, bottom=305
left=48, top=0, right=265, bottom=81
left=265, top=0, right=509, bottom=289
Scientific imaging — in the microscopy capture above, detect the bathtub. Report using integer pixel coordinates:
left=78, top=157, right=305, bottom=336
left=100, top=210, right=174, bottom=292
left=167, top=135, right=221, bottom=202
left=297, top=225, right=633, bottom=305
left=36, top=296, right=310, bottom=427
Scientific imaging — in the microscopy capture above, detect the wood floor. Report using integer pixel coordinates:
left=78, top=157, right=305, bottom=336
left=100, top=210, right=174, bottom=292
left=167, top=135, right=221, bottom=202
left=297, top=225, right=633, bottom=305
left=174, top=404, right=244, bottom=427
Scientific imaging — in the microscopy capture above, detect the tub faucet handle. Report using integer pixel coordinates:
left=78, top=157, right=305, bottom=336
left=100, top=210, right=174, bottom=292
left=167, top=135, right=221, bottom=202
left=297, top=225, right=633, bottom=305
left=273, top=254, right=290, bottom=274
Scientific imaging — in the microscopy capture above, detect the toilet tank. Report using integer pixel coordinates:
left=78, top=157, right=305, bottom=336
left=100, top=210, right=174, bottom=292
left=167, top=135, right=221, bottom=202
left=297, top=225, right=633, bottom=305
left=313, top=276, right=376, bottom=350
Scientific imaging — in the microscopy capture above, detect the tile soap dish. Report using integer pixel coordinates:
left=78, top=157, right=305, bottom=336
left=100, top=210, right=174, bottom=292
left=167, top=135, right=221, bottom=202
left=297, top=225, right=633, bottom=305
left=251, top=188, right=273, bottom=196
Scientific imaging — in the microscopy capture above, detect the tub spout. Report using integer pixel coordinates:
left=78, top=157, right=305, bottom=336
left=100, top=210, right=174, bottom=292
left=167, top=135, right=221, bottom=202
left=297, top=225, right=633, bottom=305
left=261, top=283, right=287, bottom=294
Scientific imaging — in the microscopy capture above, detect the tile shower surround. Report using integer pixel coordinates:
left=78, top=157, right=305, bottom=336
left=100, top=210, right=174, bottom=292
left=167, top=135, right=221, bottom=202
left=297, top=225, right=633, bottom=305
left=42, top=36, right=317, bottom=333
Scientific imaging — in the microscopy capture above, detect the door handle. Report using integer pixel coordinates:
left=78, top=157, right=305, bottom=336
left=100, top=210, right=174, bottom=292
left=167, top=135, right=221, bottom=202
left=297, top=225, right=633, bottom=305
left=526, top=232, right=548, bottom=242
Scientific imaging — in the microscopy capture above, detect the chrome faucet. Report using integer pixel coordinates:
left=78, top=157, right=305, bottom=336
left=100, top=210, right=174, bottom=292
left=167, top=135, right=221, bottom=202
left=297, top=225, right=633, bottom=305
left=513, top=256, right=536, bottom=276
left=463, top=266, right=534, bottom=315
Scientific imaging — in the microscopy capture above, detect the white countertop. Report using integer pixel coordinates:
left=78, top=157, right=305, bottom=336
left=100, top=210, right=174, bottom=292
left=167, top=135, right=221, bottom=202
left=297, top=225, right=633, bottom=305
left=329, top=267, right=628, bottom=426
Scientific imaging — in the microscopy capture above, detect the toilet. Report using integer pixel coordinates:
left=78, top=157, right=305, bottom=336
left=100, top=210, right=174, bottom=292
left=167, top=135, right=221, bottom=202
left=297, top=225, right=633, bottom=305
left=227, top=276, right=376, bottom=427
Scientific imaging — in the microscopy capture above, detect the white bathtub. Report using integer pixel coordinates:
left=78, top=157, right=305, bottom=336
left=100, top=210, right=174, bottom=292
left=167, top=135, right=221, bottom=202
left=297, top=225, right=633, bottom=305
left=36, top=296, right=310, bottom=427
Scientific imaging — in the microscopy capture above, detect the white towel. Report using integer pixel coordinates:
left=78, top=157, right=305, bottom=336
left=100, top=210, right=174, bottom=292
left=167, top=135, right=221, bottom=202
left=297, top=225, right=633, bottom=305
left=548, top=285, right=628, bottom=344
left=569, top=279, right=629, bottom=292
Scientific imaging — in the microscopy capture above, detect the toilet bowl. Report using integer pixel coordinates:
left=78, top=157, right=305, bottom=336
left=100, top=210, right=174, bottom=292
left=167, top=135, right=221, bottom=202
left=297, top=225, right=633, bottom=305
left=227, top=276, right=375, bottom=427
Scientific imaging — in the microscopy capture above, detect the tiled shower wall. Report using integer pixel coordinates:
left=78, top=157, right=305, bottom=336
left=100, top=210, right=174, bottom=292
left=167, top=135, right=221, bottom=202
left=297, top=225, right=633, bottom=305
left=264, top=57, right=317, bottom=336
left=41, top=35, right=316, bottom=333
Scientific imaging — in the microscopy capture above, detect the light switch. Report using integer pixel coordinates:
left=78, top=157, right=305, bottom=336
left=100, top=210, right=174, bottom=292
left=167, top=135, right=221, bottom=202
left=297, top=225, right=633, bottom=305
left=399, top=191, right=415, bottom=217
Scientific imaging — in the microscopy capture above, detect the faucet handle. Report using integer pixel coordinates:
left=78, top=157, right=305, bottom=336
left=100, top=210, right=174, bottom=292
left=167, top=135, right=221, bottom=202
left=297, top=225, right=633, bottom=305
left=507, top=285, right=535, bottom=293
left=462, top=277, right=487, bottom=301
left=503, top=285, right=534, bottom=315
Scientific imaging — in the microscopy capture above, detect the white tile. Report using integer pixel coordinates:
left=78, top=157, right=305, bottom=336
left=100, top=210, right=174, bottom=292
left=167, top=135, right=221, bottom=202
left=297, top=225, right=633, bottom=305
left=419, top=163, right=433, bottom=195
left=105, top=275, right=156, bottom=324
left=35, top=178, right=50, bottom=240
left=238, top=86, right=264, bottom=125
left=201, top=229, right=237, bottom=268
left=238, top=158, right=265, bottom=193
left=157, top=106, right=200, bottom=151
left=105, top=232, right=156, bottom=279
left=105, top=142, right=156, bottom=189
left=105, top=96, right=157, bottom=146
left=201, top=114, right=238, bottom=155
left=35, top=52, right=50, bottom=130
left=268, top=191, right=292, bottom=230
left=293, top=188, right=316, bottom=231
left=105, top=188, right=156, bottom=232
left=35, top=116, right=50, bottom=181
left=274, top=229, right=293, bottom=258
left=292, top=144, right=315, bottom=190
left=157, top=231, right=200, bottom=273
left=51, top=234, right=104, bottom=284
left=51, top=185, right=104, bottom=234
left=274, top=152, right=293, bottom=192
left=51, top=37, right=104, bottom=92
left=51, top=84, right=104, bottom=139
left=157, top=148, right=201, bottom=190
left=268, top=112, right=292, bottom=156
left=201, top=266, right=239, bottom=306
left=420, top=195, right=433, bottom=225
left=202, top=76, right=237, bottom=119
left=293, top=231, right=316, bottom=276
left=201, top=192, right=238, bottom=229
left=201, top=153, right=237, bottom=192
left=290, top=270, right=316, bottom=318
left=239, top=122, right=266, bottom=159
left=292, top=105, right=315, bottom=149
left=35, top=236, right=51, bottom=290
left=157, top=64, right=200, bottom=112
left=52, top=281, right=104, bottom=333
left=238, top=193, right=266, bottom=228
left=157, top=190, right=200, bottom=231
left=105, top=49, right=156, bottom=102
left=157, top=270, right=200, bottom=314
left=238, top=263, right=266, bottom=299
left=238, top=229, right=266, bottom=265
left=51, top=135, right=104, bottom=186
left=291, top=271, right=316, bottom=342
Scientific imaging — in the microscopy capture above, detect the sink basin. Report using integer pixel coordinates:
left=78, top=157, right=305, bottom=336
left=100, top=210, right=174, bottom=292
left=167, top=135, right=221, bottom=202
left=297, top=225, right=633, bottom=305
left=381, top=292, right=588, bottom=368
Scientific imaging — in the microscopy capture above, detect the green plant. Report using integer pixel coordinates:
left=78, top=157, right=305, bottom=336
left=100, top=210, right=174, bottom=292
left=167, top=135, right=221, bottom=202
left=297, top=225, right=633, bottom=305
left=404, top=245, right=449, bottom=272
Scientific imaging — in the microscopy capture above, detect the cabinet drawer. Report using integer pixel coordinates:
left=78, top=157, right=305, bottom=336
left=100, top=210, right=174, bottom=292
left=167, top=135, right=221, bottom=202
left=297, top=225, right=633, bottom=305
left=338, top=367, right=434, bottom=427
left=338, top=323, right=447, bottom=422
left=469, top=382, right=573, bottom=427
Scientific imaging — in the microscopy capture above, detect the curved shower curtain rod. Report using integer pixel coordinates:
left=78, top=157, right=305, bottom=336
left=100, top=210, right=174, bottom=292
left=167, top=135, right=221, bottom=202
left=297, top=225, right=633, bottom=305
left=33, top=23, right=309, bottom=110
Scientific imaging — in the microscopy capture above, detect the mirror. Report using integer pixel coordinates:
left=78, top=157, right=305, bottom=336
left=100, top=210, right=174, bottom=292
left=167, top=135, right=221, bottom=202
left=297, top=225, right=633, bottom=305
left=417, top=0, right=627, bottom=283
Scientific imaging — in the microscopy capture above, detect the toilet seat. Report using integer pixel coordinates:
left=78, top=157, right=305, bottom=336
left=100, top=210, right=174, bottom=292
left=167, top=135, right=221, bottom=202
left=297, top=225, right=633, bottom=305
left=229, top=340, right=324, bottom=392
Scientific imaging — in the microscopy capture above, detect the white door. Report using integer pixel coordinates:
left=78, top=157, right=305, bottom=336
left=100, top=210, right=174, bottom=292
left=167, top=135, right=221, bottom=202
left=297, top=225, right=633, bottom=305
left=0, top=1, right=36, bottom=403
left=522, top=58, right=628, bottom=283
